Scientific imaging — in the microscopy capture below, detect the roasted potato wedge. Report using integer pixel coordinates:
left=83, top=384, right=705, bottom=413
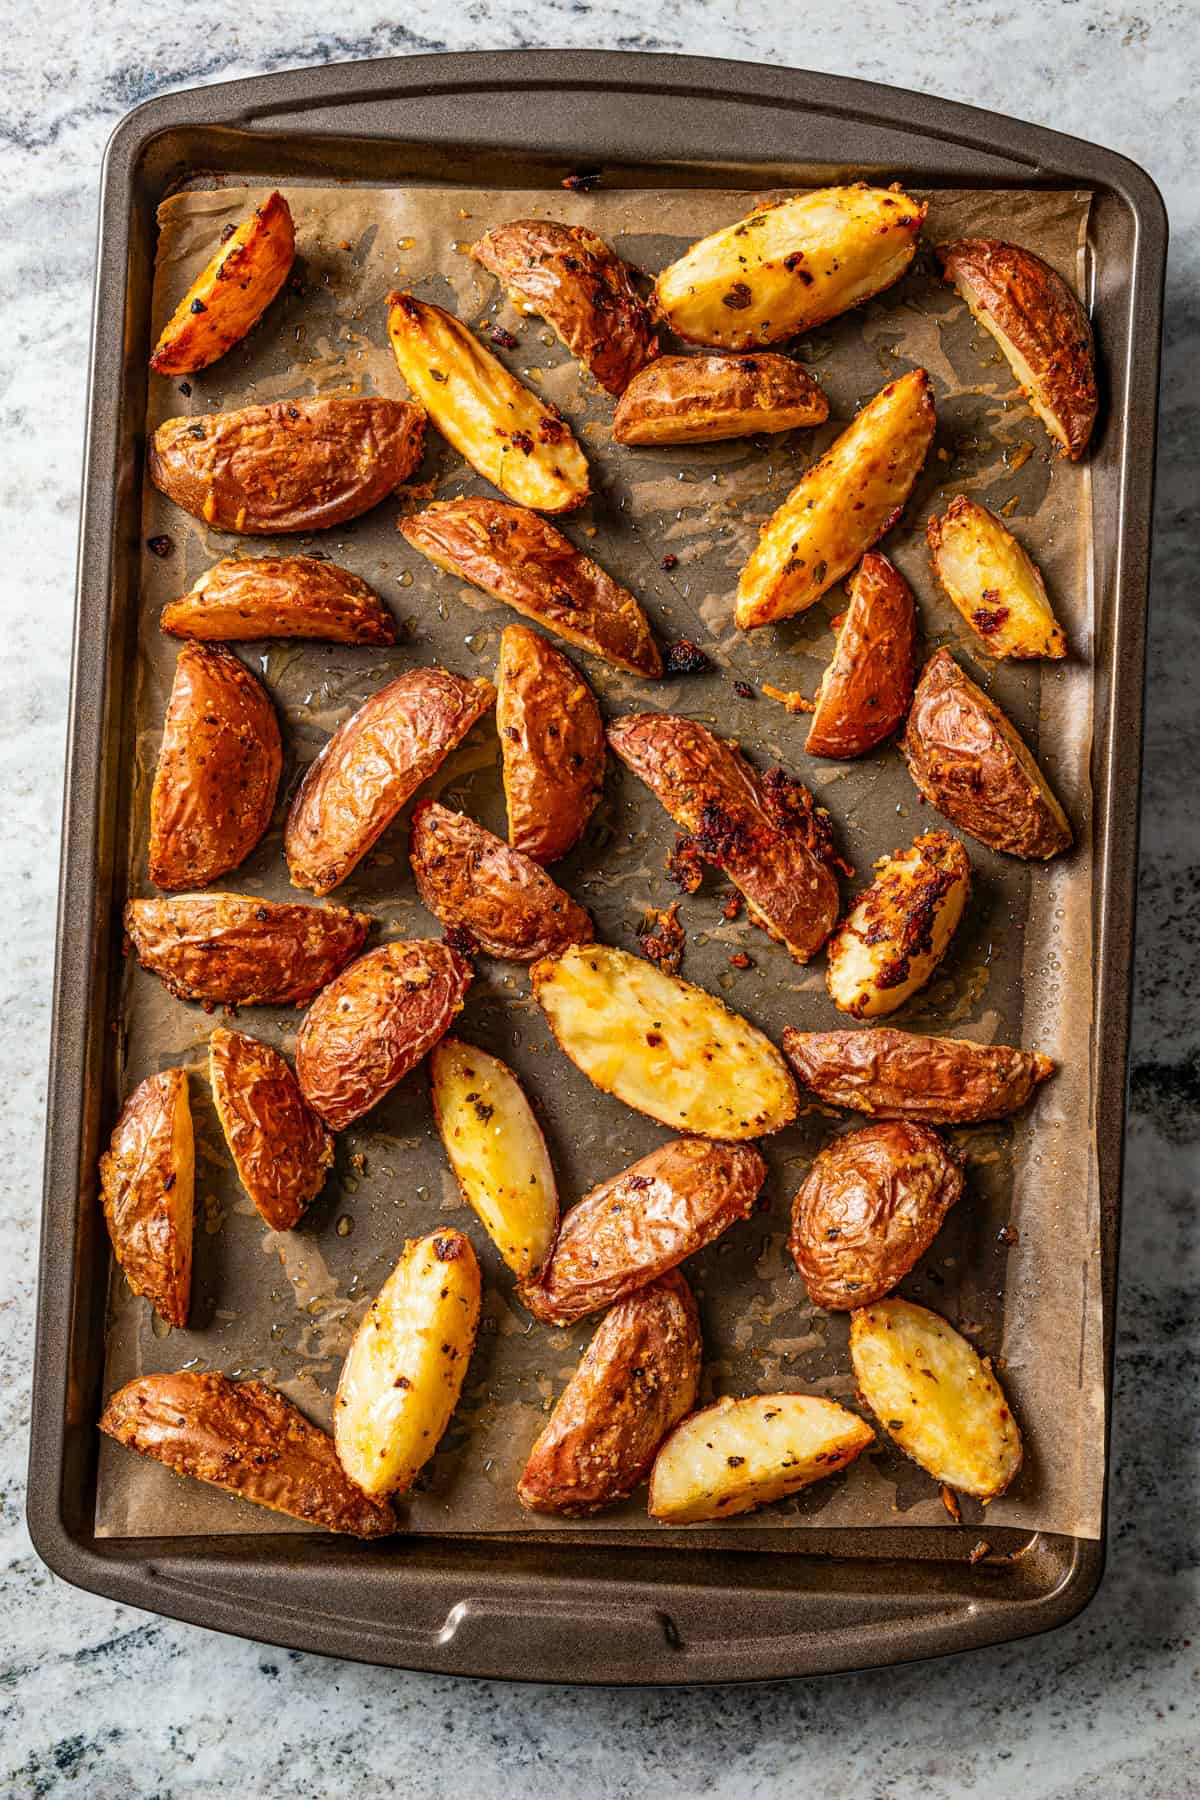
left=285, top=666, right=495, bottom=896
left=296, top=939, right=471, bottom=1131
left=805, top=552, right=917, bottom=758
left=522, top=1138, right=764, bottom=1325
left=736, top=369, right=935, bottom=630
left=335, top=1228, right=481, bottom=1498
left=789, top=1121, right=963, bottom=1309
left=150, top=191, right=295, bottom=376
left=937, top=238, right=1097, bottom=460
left=612, top=352, right=829, bottom=445
left=648, top=1394, right=874, bottom=1523
left=518, top=1272, right=701, bottom=1514
left=148, top=644, right=281, bottom=891
left=161, top=556, right=396, bottom=645
left=496, top=625, right=604, bottom=863
left=100, top=1370, right=395, bottom=1538
left=149, top=396, right=425, bottom=535
left=532, top=943, right=798, bottom=1139
left=470, top=218, right=659, bottom=395
left=850, top=1298, right=1022, bottom=1499
left=927, top=497, right=1065, bottom=660
left=430, top=1038, right=558, bottom=1280
left=903, top=648, right=1072, bottom=859
left=826, top=831, right=970, bottom=1020
left=98, top=1068, right=194, bottom=1328
left=410, top=800, right=594, bottom=962
left=607, top=713, right=839, bottom=961
left=124, top=893, right=371, bottom=1007
left=401, top=496, right=661, bottom=678
left=653, top=185, right=926, bottom=350
left=208, top=1028, right=334, bottom=1231
left=387, top=292, right=589, bottom=512
left=782, top=1027, right=1055, bottom=1124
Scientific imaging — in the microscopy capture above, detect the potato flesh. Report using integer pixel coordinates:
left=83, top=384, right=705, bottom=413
left=827, top=832, right=969, bottom=1019
left=151, top=192, right=295, bottom=376
left=648, top=1394, right=874, bottom=1522
left=929, top=497, right=1066, bottom=659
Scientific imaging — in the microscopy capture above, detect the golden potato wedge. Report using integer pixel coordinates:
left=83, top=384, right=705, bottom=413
left=532, top=943, right=798, bottom=1139
left=149, top=396, right=426, bottom=535
left=410, top=800, right=593, bottom=963
left=927, top=497, right=1065, bottom=660
left=296, top=940, right=472, bottom=1132
left=522, top=1137, right=764, bottom=1325
left=334, top=1228, right=481, bottom=1498
left=401, top=496, right=661, bottom=678
left=470, top=218, right=659, bottom=395
left=496, top=625, right=604, bottom=864
left=208, top=1028, right=334, bottom=1231
left=612, top=352, right=829, bottom=445
left=161, top=557, right=396, bottom=645
left=736, top=369, right=935, bottom=630
left=124, top=893, right=371, bottom=1007
left=789, top=1121, right=963, bottom=1309
left=903, top=648, right=1072, bottom=859
left=826, top=831, right=970, bottom=1020
left=805, top=552, right=917, bottom=758
left=782, top=1027, right=1055, bottom=1123
left=284, top=666, right=495, bottom=896
left=387, top=292, right=589, bottom=513
left=850, top=1298, right=1022, bottom=1499
left=430, top=1038, right=558, bottom=1280
left=100, top=1371, right=395, bottom=1537
left=148, top=644, right=281, bottom=891
left=653, top=185, right=926, bottom=350
left=937, top=238, right=1097, bottom=460
left=518, top=1272, right=701, bottom=1514
left=98, top=1068, right=194, bottom=1328
left=607, top=713, right=839, bottom=962
left=150, top=191, right=295, bottom=376
left=648, top=1394, right=874, bottom=1523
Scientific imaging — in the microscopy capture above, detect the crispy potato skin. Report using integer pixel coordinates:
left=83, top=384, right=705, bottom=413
left=100, top=1370, right=395, bottom=1537
left=284, top=667, right=495, bottom=896
left=148, top=644, right=281, bottom=891
left=470, top=219, right=659, bottom=395
left=607, top=712, right=840, bottom=962
left=149, top=397, right=426, bottom=535
left=295, top=940, right=472, bottom=1131
left=497, top=625, right=604, bottom=863
left=937, top=238, right=1097, bottom=459
left=789, top=1121, right=963, bottom=1309
left=209, top=1029, right=334, bottom=1230
left=401, top=497, right=661, bottom=678
left=161, top=557, right=396, bottom=645
left=648, top=1393, right=874, bottom=1522
left=518, top=1272, right=702, bottom=1515
left=826, top=831, right=970, bottom=1020
left=736, top=370, right=936, bottom=630
left=927, top=498, right=1066, bottom=660
left=653, top=185, right=926, bottom=350
left=410, top=800, right=594, bottom=962
left=612, top=353, right=829, bottom=445
left=124, top=893, right=370, bottom=1007
left=903, top=648, right=1072, bottom=858
left=782, top=1028, right=1055, bottom=1123
left=522, top=1137, right=764, bottom=1326
left=806, top=553, right=917, bottom=758
left=98, top=1069, right=194, bottom=1328
left=150, top=192, right=295, bottom=376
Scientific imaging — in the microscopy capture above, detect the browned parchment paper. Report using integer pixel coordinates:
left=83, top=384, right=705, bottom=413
left=96, top=179, right=1101, bottom=1541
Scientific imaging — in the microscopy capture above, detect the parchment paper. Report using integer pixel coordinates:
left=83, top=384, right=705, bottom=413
left=96, top=178, right=1102, bottom=1541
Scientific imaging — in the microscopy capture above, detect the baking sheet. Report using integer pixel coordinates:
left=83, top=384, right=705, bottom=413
left=96, top=179, right=1102, bottom=1540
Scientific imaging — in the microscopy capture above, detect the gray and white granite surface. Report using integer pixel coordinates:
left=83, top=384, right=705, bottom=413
left=1, top=5, right=1196, bottom=1796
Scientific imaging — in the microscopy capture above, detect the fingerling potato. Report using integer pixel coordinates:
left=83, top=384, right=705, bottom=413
left=497, top=625, right=604, bottom=863
left=208, top=1028, right=334, bottom=1231
left=648, top=1394, right=874, bottom=1522
left=161, top=557, right=396, bottom=645
left=805, top=552, right=917, bottom=758
left=613, top=353, right=829, bottom=445
left=98, top=1068, right=194, bottom=1328
left=150, top=191, right=295, bottom=376
left=410, top=801, right=593, bottom=962
left=826, top=831, right=970, bottom=1019
left=781, top=1027, right=1055, bottom=1124
left=927, top=497, right=1066, bottom=660
left=123, top=893, right=371, bottom=1007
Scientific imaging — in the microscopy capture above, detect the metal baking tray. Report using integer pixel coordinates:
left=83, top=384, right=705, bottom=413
left=29, top=50, right=1165, bottom=1683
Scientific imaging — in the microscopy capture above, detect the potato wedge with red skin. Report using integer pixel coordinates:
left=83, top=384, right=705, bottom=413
left=497, top=625, right=604, bottom=864
left=648, top=1394, right=874, bottom=1523
left=782, top=1027, right=1055, bottom=1124
left=826, top=831, right=970, bottom=1020
left=411, top=800, right=593, bottom=963
left=208, top=1029, right=333, bottom=1231
left=401, top=496, right=661, bottom=678
left=296, top=940, right=472, bottom=1131
left=903, top=648, right=1072, bottom=859
left=518, top=1272, right=701, bottom=1515
left=98, top=1069, right=194, bottom=1328
left=521, top=1137, right=765, bottom=1326
left=470, top=219, right=659, bottom=396
left=937, top=238, right=1097, bottom=460
left=927, top=497, right=1066, bottom=661
left=806, top=553, right=917, bottom=758
left=284, top=667, right=495, bottom=897
left=124, top=893, right=371, bottom=1007
left=150, top=191, right=295, bottom=376
left=613, top=352, right=828, bottom=444
left=161, top=557, right=396, bottom=645
left=100, top=1371, right=395, bottom=1538
left=149, top=644, right=281, bottom=891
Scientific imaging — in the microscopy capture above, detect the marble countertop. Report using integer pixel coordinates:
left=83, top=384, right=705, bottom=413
left=2, top=8, right=1196, bottom=1797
